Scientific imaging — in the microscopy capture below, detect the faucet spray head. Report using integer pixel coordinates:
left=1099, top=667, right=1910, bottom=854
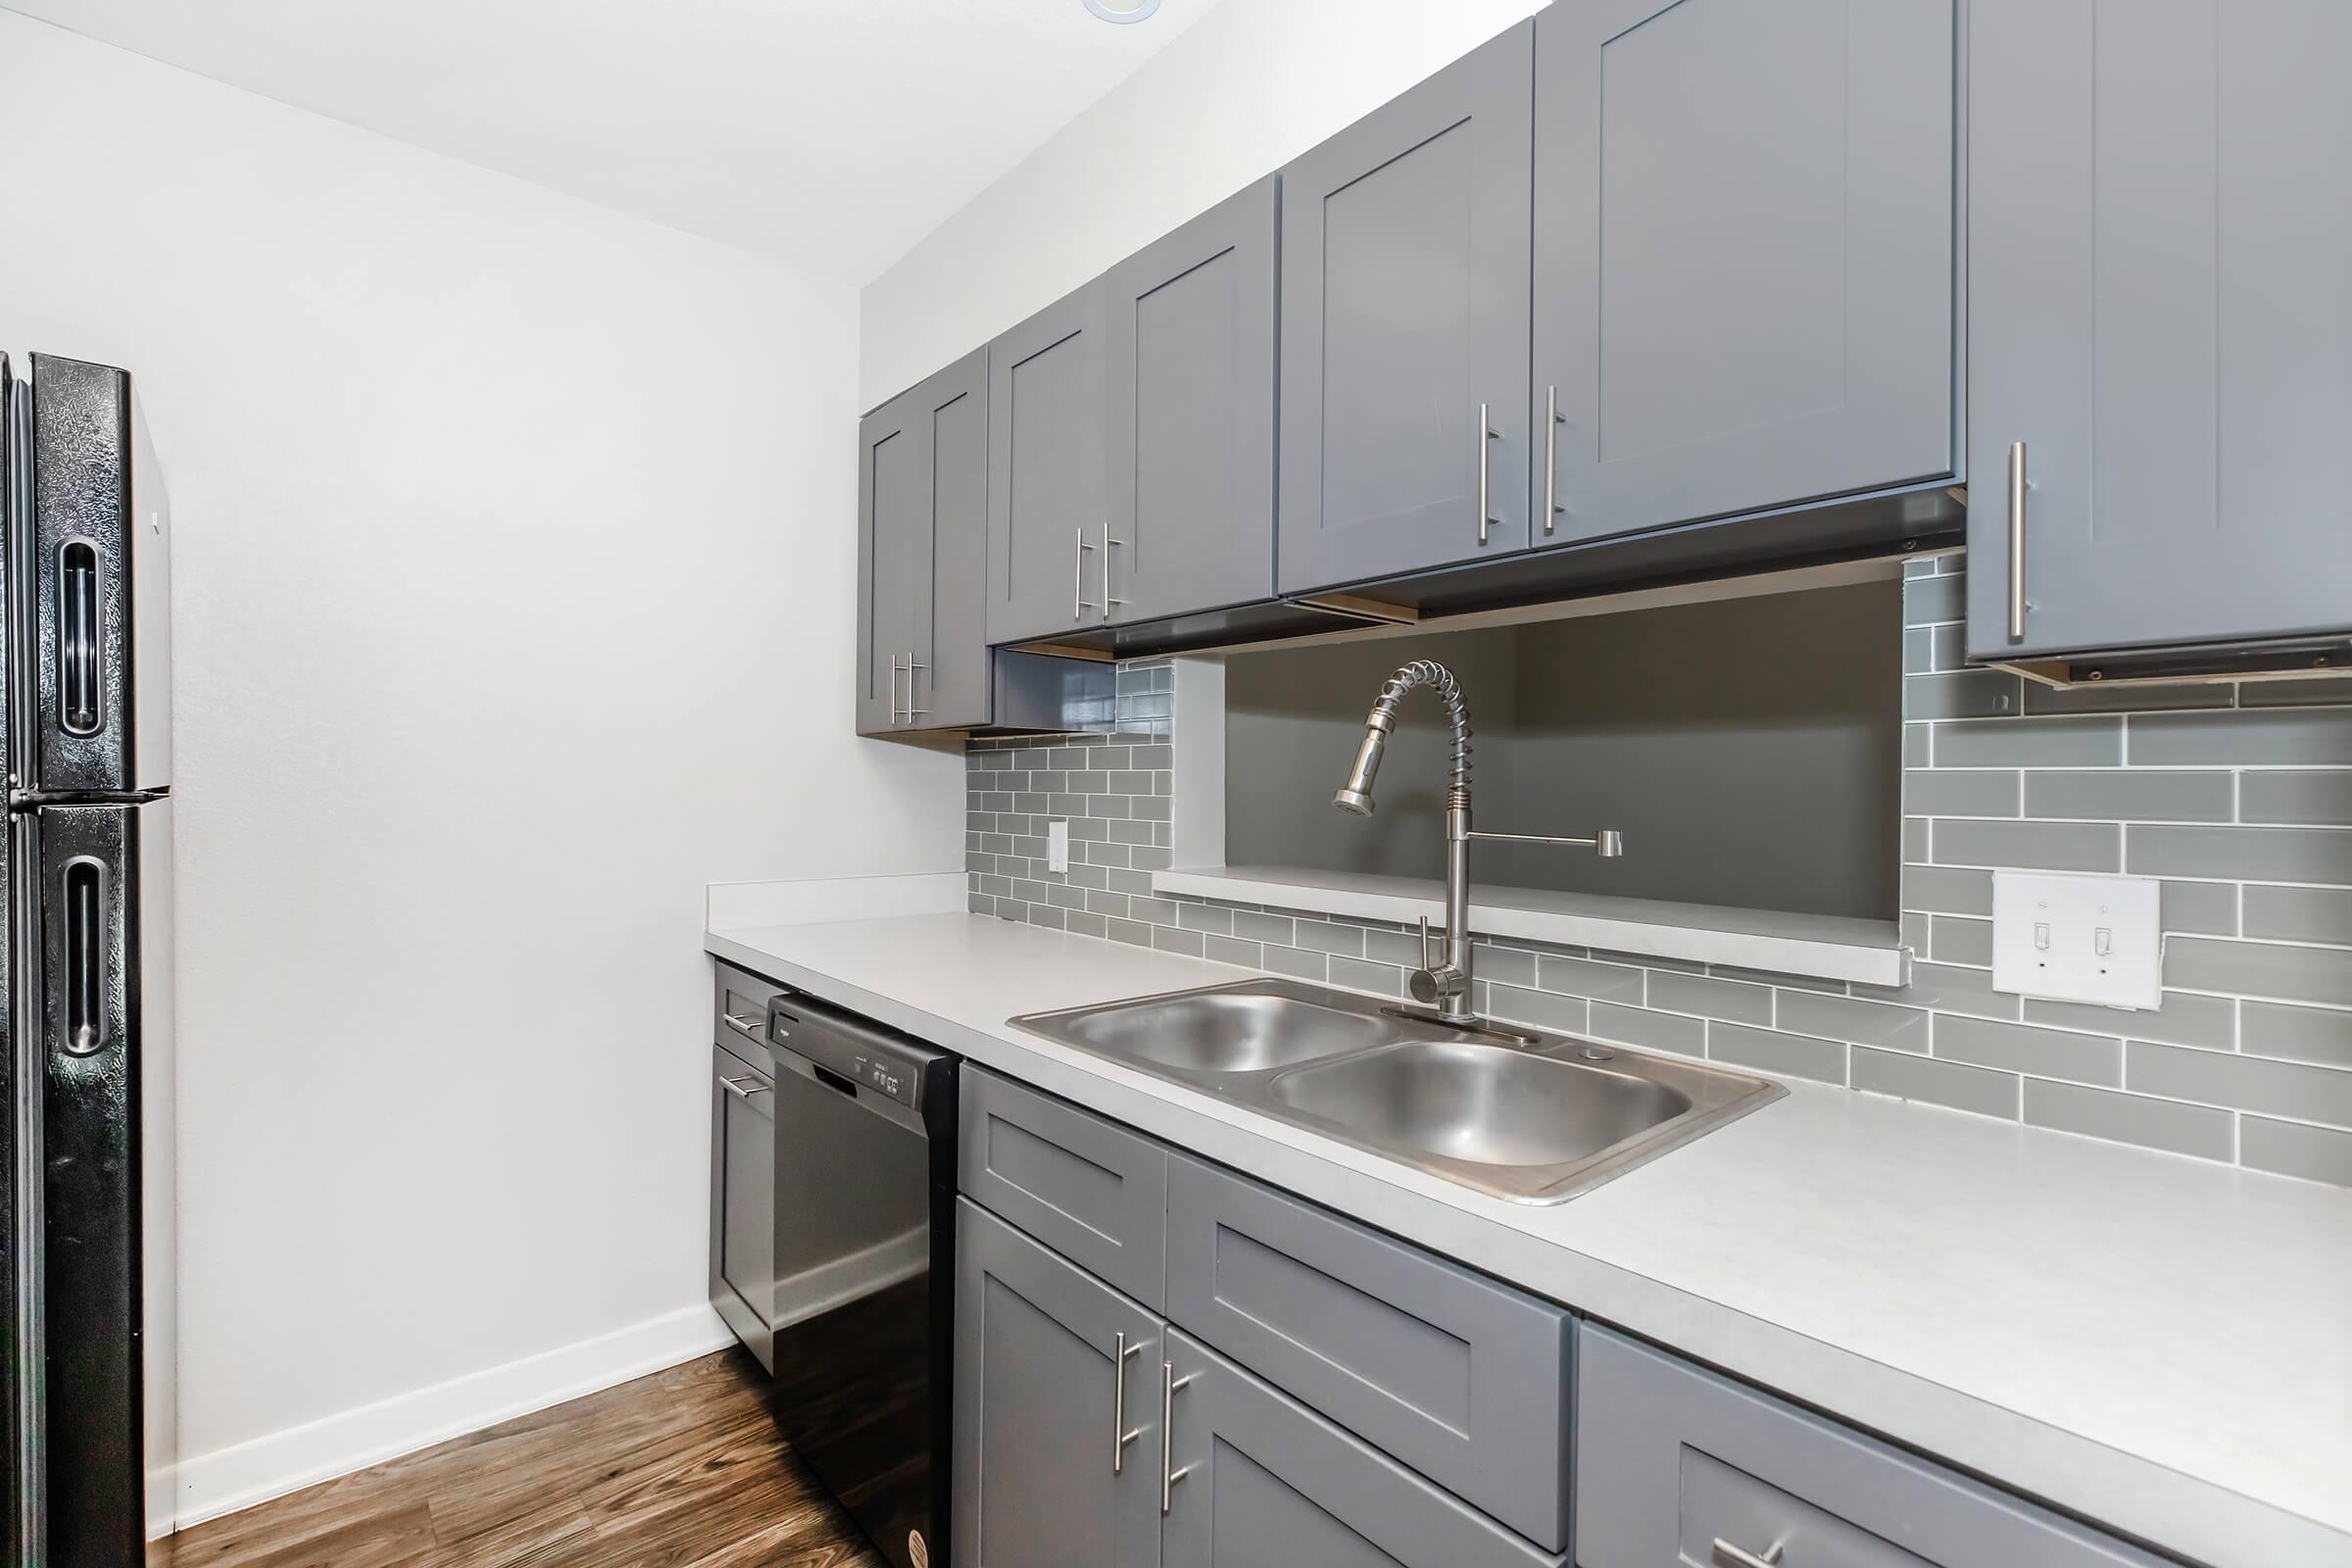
left=1333, top=725, right=1389, bottom=815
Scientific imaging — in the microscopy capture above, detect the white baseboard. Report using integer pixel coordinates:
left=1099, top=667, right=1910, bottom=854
left=170, top=1301, right=735, bottom=1532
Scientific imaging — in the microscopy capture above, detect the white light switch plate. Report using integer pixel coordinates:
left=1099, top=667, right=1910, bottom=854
left=1991, top=871, right=2163, bottom=1009
left=1047, top=820, right=1069, bottom=874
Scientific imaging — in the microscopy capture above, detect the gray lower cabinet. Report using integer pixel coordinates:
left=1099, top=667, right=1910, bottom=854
left=1532, top=0, right=1956, bottom=549
left=1160, top=1329, right=1566, bottom=1568
left=708, top=1037, right=774, bottom=1373
left=959, top=1067, right=1168, bottom=1308
left=954, top=1200, right=1164, bottom=1568
left=1102, top=177, right=1279, bottom=625
left=856, top=350, right=989, bottom=734
left=1163, top=1154, right=1573, bottom=1550
left=1576, top=1326, right=2166, bottom=1568
left=988, top=282, right=1108, bottom=646
left=1966, top=0, right=2352, bottom=661
left=1277, top=22, right=1536, bottom=596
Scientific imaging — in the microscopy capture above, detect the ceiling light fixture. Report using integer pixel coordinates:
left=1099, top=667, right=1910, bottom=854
left=1084, top=0, right=1161, bottom=23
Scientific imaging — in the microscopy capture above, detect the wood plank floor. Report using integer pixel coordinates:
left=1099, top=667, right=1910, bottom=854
left=162, top=1348, right=888, bottom=1568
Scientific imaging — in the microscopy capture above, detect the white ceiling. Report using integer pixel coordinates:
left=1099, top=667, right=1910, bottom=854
left=4, top=0, right=1215, bottom=285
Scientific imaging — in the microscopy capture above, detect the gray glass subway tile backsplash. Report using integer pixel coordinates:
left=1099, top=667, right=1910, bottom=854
left=963, top=562, right=2352, bottom=1189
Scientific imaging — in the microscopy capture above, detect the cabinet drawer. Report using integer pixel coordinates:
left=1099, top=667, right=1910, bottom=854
left=1162, top=1328, right=1565, bottom=1568
left=1164, top=1154, right=1572, bottom=1551
left=1577, top=1326, right=2168, bottom=1568
left=711, top=960, right=782, bottom=1056
left=959, top=1068, right=1167, bottom=1308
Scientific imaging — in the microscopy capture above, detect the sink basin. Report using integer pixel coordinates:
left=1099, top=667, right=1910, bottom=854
left=1010, top=978, right=1784, bottom=1203
left=1269, top=1041, right=1693, bottom=1169
left=1044, top=989, right=1396, bottom=1076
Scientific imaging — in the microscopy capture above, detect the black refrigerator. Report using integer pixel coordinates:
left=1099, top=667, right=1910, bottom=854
left=0, top=354, right=175, bottom=1568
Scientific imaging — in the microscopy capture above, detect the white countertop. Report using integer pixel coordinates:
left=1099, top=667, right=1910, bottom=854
left=1151, top=863, right=1909, bottom=987
left=707, top=910, right=2352, bottom=1568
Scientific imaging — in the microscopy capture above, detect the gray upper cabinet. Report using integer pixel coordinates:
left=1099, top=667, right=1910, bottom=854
left=1531, top=0, right=1956, bottom=550
left=856, top=349, right=989, bottom=734
left=1160, top=1330, right=1567, bottom=1568
left=1967, top=0, right=2352, bottom=662
left=954, top=1200, right=1164, bottom=1568
left=1103, top=177, right=1280, bottom=624
left=988, top=281, right=1109, bottom=646
left=1277, top=22, right=1536, bottom=596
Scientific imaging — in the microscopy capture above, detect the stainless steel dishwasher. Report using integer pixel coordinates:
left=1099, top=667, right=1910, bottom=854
left=763, top=990, right=958, bottom=1568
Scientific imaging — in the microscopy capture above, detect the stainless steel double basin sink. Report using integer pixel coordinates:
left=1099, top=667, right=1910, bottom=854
left=1009, top=978, right=1784, bottom=1204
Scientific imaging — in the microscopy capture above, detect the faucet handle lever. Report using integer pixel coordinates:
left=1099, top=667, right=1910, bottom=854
left=1418, top=915, right=1439, bottom=971
left=1467, top=827, right=1625, bottom=858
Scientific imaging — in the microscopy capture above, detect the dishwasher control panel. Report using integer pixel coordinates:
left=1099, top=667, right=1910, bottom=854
left=768, top=992, right=941, bottom=1109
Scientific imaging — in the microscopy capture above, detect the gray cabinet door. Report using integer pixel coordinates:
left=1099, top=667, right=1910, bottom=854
left=708, top=1043, right=774, bottom=1372
left=954, top=1200, right=1163, bottom=1568
left=1104, top=177, right=1279, bottom=624
left=989, top=282, right=1108, bottom=645
left=1162, top=1155, right=1573, bottom=1550
left=1277, top=22, right=1535, bottom=596
left=1159, top=1330, right=1566, bottom=1568
left=1967, top=0, right=2352, bottom=660
left=855, top=349, right=990, bottom=734
left=1532, top=0, right=1955, bottom=549
left=926, top=350, right=992, bottom=727
left=856, top=382, right=931, bottom=736
left=1576, top=1326, right=2168, bottom=1568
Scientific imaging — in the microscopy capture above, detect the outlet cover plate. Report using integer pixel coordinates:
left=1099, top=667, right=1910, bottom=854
left=1047, top=820, right=1069, bottom=874
left=1991, top=871, right=2163, bottom=1009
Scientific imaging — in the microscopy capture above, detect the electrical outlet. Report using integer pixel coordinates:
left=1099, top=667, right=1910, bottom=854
left=1048, top=820, right=1069, bottom=874
left=1991, top=871, right=2163, bottom=1009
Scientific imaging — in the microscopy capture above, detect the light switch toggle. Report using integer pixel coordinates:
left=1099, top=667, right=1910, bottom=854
left=1991, top=872, right=2163, bottom=1009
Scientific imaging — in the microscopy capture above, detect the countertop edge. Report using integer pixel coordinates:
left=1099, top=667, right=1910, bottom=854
left=705, top=923, right=2348, bottom=1568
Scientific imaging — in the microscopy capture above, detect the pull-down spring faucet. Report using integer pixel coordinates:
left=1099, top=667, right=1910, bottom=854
left=1334, top=660, right=1622, bottom=1027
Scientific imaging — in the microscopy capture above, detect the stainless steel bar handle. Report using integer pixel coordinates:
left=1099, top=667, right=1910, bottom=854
left=1074, top=529, right=1100, bottom=620
left=718, top=1075, right=769, bottom=1101
left=720, top=1011, right=763, bottom=1038
left=1102, top=535, right=1127, bottom=615
left=1110, top=1332, right=1144, bottom=1474
left=1476, top=404, right=1502, bottom=545
left=887, top=654, right=905, bottom=724
left=1711, top=1540, right=1786, bottom=1568
left=905, top=655, right=929, bottom=718
left=2007, top=440, right=2028, bottom=641
left=1160, top=1361, right=1195, bottom=1514
left=1544, top=384, right=1564, bottom=534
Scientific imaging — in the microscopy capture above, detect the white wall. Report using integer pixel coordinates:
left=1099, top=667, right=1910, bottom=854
left=0, top=10, right=962, bottom=1521
left=859, top=0, right=1544, bottom=410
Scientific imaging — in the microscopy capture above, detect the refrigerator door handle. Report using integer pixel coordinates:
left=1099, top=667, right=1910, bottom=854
left=59, top=540, right=104, bottom=738
left=63, top=856, right=107, bottom=1056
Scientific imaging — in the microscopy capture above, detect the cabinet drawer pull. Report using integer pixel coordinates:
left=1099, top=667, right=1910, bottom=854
left=1111, top=1332, right=1144, bottom=1474
left=1712, top=1539, right=1786, bottom=1568
left=719, top=1074, right=770, bottom=1100
left=904, top=656, right=928, bottom=718
left=2006, top=439, right=2028, bottom=641
left=721, top=1011, right=762, bottom=1037
left=1160, top=1361, right=1195, bottom=1514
